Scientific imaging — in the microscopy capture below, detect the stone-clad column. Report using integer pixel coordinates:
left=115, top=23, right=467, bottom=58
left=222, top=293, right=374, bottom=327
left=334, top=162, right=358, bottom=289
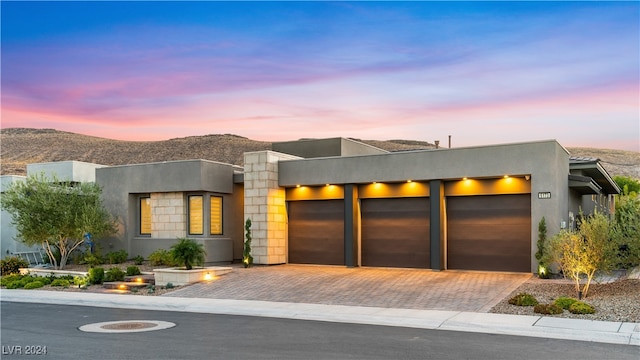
left=244, top=151, right=300, bottom=265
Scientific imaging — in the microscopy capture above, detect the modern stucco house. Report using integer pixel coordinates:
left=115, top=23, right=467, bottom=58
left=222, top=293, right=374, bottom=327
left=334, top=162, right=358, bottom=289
left=1, top=138, right=620, bottom=274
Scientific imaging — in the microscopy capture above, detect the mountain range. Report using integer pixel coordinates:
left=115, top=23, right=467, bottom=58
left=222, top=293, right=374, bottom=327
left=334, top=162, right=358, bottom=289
left=1, top=128, right=638, bottom=179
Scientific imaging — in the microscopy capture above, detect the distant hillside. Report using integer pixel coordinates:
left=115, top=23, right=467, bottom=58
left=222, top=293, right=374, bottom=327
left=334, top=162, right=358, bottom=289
left=1, top=128, right=638, bottom=179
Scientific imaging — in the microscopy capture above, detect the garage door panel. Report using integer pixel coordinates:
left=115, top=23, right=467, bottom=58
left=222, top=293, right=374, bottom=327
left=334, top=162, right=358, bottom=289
left=361, top=198, right=430, bottom=268
left=288, top=200, right=344, bottom=265
left=447, top=194, right=531, bottom=272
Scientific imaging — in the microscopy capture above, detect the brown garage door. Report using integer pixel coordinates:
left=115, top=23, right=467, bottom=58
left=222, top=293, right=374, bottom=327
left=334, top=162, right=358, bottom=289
left=447, top=194, right=531, bottom=272
left=288, top=200, right=344, bottom=265
left=361, top=197, right=430, bottom=268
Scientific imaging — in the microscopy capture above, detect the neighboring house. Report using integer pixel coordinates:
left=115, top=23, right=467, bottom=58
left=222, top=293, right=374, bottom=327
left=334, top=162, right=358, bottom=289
left=0, top=161, right=106, bottom=262
left=2, top=138, right=621, bottom=273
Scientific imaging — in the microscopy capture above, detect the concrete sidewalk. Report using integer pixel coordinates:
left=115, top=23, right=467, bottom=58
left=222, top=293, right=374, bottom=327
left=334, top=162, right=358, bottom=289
left=2, top=290, right=638, bottom=346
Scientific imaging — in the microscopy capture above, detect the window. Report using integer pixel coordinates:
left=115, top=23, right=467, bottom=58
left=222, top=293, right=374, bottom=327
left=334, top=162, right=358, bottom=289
left=210, top=196, right=223, bottom=235
left=189, top=195, right=204, bottom=235
left=140, top=196, right=151, bottom=236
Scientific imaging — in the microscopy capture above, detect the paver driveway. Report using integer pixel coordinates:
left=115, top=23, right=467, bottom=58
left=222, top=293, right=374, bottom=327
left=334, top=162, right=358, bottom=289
left=164, top=264, right=532, bottom=312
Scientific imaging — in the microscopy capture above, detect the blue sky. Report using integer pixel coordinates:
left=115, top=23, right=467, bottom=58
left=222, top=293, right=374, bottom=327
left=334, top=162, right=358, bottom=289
left=2, top=1, right=638, bottom=150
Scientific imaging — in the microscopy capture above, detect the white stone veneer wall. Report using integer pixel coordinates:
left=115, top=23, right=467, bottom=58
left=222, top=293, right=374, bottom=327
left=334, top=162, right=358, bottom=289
left=151, top=192, right=186, bottom=238
left=244, top=151, right=300, bottom=264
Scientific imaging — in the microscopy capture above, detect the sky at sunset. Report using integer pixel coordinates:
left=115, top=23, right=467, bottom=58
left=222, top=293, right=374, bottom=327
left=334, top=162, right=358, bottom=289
left=1, top=1, right=638, bottom=150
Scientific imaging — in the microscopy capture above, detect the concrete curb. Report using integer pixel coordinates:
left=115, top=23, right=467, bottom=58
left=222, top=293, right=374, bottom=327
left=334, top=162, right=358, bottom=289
left=1, top=290, right=638, bottom=346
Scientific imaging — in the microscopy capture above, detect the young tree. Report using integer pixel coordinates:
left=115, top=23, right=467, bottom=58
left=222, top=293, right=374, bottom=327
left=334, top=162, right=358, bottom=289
left=548, top=211, right=616, bottom=298
left=611, top=194, right=640, bottom=268
left=243, top=218, right=253, bottom=268
left=0, top=173, right=115, bottom=269
left=613, top=175, right=640, bottom=196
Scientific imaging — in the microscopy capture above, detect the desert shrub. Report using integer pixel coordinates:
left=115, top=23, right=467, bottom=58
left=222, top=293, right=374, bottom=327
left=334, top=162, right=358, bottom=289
left=553, top=297, right=578, bottom=310
left=104, top=267, right=126, bottom=282
left=73, top=275, right=88, bottom=287
left=88, top=267, right=105, bottom=285
left=147, top=284, right=155, bottom=294
left=170, top=238, right=206, bottom=270
left=84, top=253, right=104, bottom=267
left=148, top=249, right=177, bottom=266
left=24, top=281, right=44, bottom=289
left=0, top=274, right=23, bottom=286
left=126, top=266, right=141, bottom=276
left=38, top=276, right=53, bottom=285
left=508, top=293, right=539, bottom=306
left=569, top=301, right=595, bottom=314
left=165, top=282, right=174, bottom=289
left=534, top=303, right=564, bottom=315
left=1, top=256, right=30, bottom=275
left=106, top=250, right=128, bottom=264
left=6, top=281, right=23, bottom=289
left=50, top=279, right=71, bottom=287
left=133, top=255, right=144, bottom=265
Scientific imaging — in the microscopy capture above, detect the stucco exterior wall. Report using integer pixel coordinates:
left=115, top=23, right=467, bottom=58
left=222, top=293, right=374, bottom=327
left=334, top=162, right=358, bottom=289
left=278, top=140, right=570, bottom=272
left=27, top=161, right=106, bottom=182
left=97, top=160, right=242, bottom=263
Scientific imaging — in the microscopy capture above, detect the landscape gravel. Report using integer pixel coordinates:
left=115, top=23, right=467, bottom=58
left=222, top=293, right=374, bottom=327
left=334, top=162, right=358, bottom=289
left=489, top=277, right=640, bottom=322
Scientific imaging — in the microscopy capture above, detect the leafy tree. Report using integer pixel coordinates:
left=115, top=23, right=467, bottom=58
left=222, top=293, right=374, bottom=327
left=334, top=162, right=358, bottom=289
left=170, top=238, right=206, bottom=270
left=0, top=173, right=115, bottom=269
left=613, top=175, right=640, bottom=196
left=548, top=211, right=616, bottom=298
left=611, top=194, right=640, bottom=268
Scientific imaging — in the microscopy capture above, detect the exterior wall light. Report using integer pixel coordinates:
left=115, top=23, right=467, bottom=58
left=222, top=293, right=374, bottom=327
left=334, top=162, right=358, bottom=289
left=525, top=175, right=530, bottom=181
left=504, top=175, right=509, bottom=178
left=296, top=185, right=301, bottom=188
left=407, top=180, right=412, bottom=183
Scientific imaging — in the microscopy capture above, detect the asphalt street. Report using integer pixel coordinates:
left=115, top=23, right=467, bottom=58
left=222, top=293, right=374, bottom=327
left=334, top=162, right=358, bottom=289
left=1, top=302, right=638, bottom=360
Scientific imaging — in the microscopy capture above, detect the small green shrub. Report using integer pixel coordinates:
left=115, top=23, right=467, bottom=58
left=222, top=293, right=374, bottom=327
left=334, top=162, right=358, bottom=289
left=147, top=284, right=155, bottom=294
left=131, top=287, right=138, bottom=293
left=73, top=276, right=88, bottom=287
left=508, top=293, right=539, bottom=306
left=126, top=266, right=141, bottom=276
left=24, top=281, right=44, bottom=289
left=0, top=274, right=23, bottom=286
left=170, top=238, right=206, bottom=270
left=88, top=267, right=105, bottom=285
left=106, top=250, right=128, bottom=264
left=534, top=303, right=564, bottom=315
left=104, top=267, right=126, bottom=282
left=165, top=282, right=174, bottom=289
left=569, top=301, right=595, bottom=314
left=1, top=256, right=30, bottom=275
left=84, top=253, right=104, bottom=266
left=38, top=276, right=52, bottom=285
left=148, top=249, right=177, bottom=266
left=6, top=281, right=23, bottom=289
left=50, top=279, right=71, bottom=287
left=133, top=255, right=144, bottom=265
left=553, top=296, right=578, bottom=310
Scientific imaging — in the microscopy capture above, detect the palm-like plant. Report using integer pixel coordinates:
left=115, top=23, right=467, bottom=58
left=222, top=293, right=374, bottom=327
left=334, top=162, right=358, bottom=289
left=170, top=238, right=206, bottom=270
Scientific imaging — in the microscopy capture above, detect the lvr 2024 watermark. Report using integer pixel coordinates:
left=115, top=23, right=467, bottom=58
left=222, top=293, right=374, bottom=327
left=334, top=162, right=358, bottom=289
left=2, top=345, right=48, bottom=356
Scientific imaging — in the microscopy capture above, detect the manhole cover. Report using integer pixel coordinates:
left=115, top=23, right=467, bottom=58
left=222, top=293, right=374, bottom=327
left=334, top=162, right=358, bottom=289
left=79, top=320, right=176, bottom=333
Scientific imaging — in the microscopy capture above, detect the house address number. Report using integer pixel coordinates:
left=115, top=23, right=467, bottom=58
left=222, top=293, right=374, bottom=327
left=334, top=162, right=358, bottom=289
left=538, top=192, right=551, bottom=199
